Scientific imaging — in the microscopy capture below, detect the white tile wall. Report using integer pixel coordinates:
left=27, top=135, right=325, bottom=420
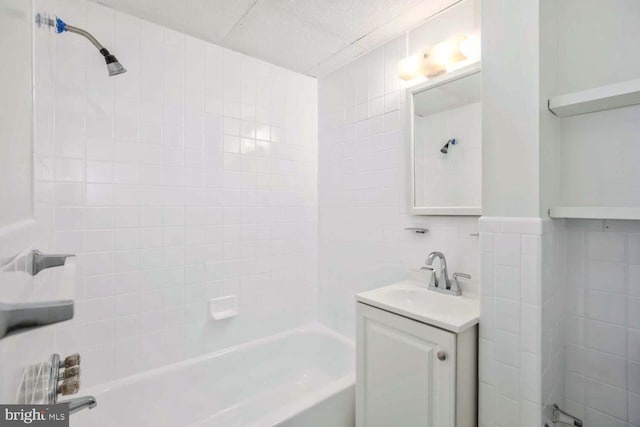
left=563, top=219, right=640, bottom=427
left=30, top=0, right=317, bottom=387
left=317, top=0, right=481, bottom=337
left=482, top=217, right=640, bottom=427
left=541, top=219, right=567, bottom=424
left=478, top=217, right=566, bottom=427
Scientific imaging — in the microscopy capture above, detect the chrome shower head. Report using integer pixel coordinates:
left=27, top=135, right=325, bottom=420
left=106, top=60, right=127, bottom=76
left=55, top=17, right=127, bottom=77
left=440, top=138, right=457, bottom=154
left=103, top=50, right=127, bottom=76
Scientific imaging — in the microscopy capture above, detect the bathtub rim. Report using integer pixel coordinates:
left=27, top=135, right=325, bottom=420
left=246, top=373, right=355, bottom=427
left=81, top=322, right=354, bottom=397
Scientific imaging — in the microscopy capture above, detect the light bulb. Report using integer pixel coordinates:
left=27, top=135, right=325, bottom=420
left=459, top=34, right=480, bottom=62
left=398, top=54, right=424, bottom=81
left=428, top=36, right=467, bottom=68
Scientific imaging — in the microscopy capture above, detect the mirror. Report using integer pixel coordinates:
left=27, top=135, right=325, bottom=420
left=408, top=64, right=481, bottom=215
left=0, top=0, right=33, bottom=227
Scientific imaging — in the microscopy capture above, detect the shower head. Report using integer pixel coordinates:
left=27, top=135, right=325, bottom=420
left=55, top=17, right=127, bottom=77
left=440, top=138, right=457, bottom=154
left=103, top=51, right=127, bottom=76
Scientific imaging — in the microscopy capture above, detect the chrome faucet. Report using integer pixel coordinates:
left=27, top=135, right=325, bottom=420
left=420, top=251, right=470, bottom=296
left=48, top=352, right=97, bottom=415
left=423, top=251, right=450, bottom=289
left=63, top=396, right=97, bottom=415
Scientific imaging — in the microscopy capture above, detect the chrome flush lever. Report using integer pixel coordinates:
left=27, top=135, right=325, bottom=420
left=27, top=250, right=74, bottom=276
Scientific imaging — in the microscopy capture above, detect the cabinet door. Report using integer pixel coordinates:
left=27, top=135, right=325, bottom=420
left=356, top=303, right=456, bottom=427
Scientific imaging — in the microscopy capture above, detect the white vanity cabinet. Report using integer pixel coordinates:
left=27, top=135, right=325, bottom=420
left=356, top=302, right=477, bottom=427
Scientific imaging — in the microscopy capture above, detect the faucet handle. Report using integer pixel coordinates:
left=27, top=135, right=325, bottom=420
left=453, top=272, right=471, bottom=280
left=420, top=265, right=438, bottom=286
left=449, top=272, right=470, bottom=297
left=58, top=377, right=80, bottom=396
left=62, top=353, right=81, bottom=368
left=420, top=264, right=440, bottom=289
left=62, top=366, right=80, bottom=379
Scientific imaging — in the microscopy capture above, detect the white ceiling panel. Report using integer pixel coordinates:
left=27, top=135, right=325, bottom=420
left=275, top=0, right=423, bottom=41
left=94, top=0, right=258, bottom=42
left=221, top=0, right=346, bottom=73
left=89, top=0, right=462, bottom=77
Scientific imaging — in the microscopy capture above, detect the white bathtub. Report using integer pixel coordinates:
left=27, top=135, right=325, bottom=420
left=72, top=324, right=355, bottom=427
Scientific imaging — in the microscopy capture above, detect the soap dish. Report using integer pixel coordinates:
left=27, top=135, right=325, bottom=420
left=209, top=295, right=238, bottom=320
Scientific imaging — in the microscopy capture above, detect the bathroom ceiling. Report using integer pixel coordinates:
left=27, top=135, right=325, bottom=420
left=93, top=0, right=461, bottom=77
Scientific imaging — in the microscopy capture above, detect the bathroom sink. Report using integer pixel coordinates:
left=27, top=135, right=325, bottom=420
left=356, top=280, right=479, bottom=333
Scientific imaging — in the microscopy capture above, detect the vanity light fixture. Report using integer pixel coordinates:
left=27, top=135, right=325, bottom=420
left=398, top=34, right=479, bottom=81
left=428, top=36, right=467, bottom=74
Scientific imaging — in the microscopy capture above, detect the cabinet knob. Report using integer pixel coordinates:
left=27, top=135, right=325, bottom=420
left=437, top=351, right=447, bottom=361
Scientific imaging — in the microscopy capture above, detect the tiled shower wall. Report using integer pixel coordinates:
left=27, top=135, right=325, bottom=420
left=317, top=0, right=481, bottom=337
left=33, top=0, right=317, bottom=386
left=563, top=220, right=640, bottom=427
left=478, top=217, right=566, bottom=427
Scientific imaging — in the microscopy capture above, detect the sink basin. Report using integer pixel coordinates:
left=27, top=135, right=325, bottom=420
left=356, top=280, right=479, bottom=333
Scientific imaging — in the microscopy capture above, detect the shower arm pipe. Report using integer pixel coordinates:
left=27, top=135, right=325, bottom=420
left=64, top=24, right=105, bottom=52
left=56, top=18, right=108, bottom=55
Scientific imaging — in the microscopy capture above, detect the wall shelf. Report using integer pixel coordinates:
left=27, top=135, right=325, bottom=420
left=548, top=77, right=640, bottom=117
left=549, top=206, right=640, bottom=220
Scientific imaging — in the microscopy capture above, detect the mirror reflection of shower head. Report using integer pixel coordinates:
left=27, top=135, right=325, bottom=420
left=54, top=17, right=127, bottom=77
left=440, top=138, right=457, bottom=154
